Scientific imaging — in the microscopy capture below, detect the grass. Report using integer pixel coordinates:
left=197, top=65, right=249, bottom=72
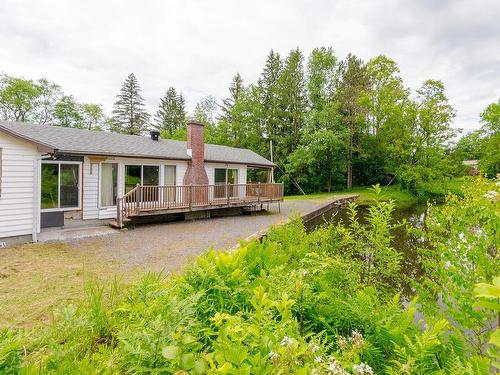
left=0, top=241, right=140, bottom=328
left=285, top=184, right=418, bottom=208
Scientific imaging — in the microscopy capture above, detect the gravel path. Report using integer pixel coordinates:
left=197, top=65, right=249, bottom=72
left=59, top=199, right=329, bottom=273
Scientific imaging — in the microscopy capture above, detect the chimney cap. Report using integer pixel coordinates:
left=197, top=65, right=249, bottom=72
left=150, top=130, right=160, bottom=141
left=187, top=120, right=205, bottom=127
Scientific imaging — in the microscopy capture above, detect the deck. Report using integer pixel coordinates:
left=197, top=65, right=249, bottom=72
left=115, top=183, right=284, bottom=227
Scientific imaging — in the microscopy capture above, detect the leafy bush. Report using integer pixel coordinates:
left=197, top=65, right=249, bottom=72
left=5, top=178, right=499, bottom=373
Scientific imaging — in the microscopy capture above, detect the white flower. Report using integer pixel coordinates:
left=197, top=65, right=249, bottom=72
left=280, top=336, right=293, bottom=347
left=353, top=362, right=374, bottom=375
left=268, top=351, right=279, bottom=360
left=350, top=330, right=364, bottom=347
left=484, top=190, right=498, bottom=200
left=309, top=343, right=320, bottom=353
left=327, top=357, right=348, bottom=375
left=314, top=355, right=323, bottom=363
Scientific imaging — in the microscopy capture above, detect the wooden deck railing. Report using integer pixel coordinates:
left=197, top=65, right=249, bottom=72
left=116, top=183, right=284, bottom=227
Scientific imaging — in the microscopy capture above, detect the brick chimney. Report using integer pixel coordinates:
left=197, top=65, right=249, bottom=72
left=183, top=121, right=209, bottom=185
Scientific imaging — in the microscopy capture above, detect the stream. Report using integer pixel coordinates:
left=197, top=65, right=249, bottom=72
left=305, top=203, right=428, bottom=299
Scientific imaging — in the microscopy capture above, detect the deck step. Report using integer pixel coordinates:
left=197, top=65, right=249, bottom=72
left=108, top=218, right=131, bottom=229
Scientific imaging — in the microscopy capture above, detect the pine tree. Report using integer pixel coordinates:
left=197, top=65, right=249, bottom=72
left=277, top=48, right=307, bottom=155
left=154, top=87, right=186, bottom=137
left=111, top=73, right=150, bottom=135
left=257, top=50, right=283, bottom=157
left=220, top=73, right=244, bottom=122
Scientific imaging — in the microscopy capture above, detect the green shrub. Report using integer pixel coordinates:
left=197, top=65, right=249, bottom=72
left=5, top=177, right=498, bottom=373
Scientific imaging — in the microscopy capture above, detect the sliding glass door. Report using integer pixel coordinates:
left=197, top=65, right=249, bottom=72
left=214, top=168, right=239, bottom=199
left=100, top=163, right=118, bottom=207
left=41, top=162, right=80, bottom=210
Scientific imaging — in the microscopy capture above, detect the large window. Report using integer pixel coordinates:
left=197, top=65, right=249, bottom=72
left=100, top=163, right=118, bottom=207
left=214, top=168, right=239, bottom=198
left=125, top=165, right=159, bottom=193
left=41, top=162, right=80, bottom=210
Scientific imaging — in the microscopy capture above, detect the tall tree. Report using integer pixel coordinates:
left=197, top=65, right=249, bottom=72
left=193, top=95, right=218, bottom=125
left=478, top=99, right=500, bottom=176
left=414, top=79, right=456, bottom=168
left=220, top=73, right=244, bottom=123
left=277, top=48, right=307, bottom=155
left=81, top=103, right=106, bottom=130
left=337, top=54, right=369, bottom=189
left=0, top=74, right=41, bottom=122
left=54, top=95, right=83, bottom=128
left=258, top=50, right=283, bottom=148
left=111, top=73, right=150, bottom=135
left=33, top=78, right=63, bottom=125
left=154, top=87, right=186, bottom=137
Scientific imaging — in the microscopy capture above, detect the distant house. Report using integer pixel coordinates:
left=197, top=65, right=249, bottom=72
left=0, top=120, right=282, bottom=245
left=463, top=159, right=480, bottom=175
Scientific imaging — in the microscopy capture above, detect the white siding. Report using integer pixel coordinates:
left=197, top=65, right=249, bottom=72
left=82, top=156, right=189, bottom=220
left=0, top=132, right=41, bottom=239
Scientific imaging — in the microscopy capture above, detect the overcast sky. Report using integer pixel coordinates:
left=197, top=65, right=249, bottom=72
left=1, top=0, right=499, bottom=132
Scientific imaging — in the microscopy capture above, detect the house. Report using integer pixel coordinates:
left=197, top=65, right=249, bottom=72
left=0, top=120, right=283, bottom=246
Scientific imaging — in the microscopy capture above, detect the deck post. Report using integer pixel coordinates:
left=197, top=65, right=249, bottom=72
left=188, top=185, right=193, bottom=210
left=116, top=197, right=122, bottom=228
left=136, top=183, right=141, bottom=214
left=257, top=182, right=261, bottom=203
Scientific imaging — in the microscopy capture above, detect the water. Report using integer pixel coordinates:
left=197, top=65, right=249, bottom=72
left=305, top=203, right=428, bottom=299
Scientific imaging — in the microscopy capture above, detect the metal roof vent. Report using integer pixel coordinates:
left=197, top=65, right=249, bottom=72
left=150, top=130, right=160, bottom=141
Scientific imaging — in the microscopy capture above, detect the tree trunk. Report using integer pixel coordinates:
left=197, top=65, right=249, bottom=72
left=347, top=132, right=353, bottom=189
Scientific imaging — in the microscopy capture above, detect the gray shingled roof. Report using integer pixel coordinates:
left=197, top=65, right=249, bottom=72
left=0, top=121, right=274, bottom=167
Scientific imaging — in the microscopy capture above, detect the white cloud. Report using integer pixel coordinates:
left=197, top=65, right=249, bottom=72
left=0, top=0, right=499, bottom=131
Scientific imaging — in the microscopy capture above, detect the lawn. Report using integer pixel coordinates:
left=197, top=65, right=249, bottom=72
left=285, top=184, right=418, bottom=208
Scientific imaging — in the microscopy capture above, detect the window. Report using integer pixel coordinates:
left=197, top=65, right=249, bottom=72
left=164, top=165, right=176, bottom=202
left=125, top=165, right=160, bottom=193
left=41, top=162, right=80, bottom=210
left=214, top=168, right=239, bottom=198
left=100, top=163, right=118, bottom=207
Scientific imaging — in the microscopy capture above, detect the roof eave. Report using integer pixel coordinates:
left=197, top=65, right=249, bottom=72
left=0, top=125, right=54, bottom=154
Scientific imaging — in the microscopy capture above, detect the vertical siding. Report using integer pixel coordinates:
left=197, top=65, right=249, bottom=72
left=82, top=157, right=99, bottom=219
left=0, top=133, right=40, bottom=239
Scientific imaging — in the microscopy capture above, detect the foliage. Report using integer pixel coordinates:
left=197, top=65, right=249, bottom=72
left=2, top=179, right=495, bottom=373
left=474, top=276, right=500, bottom=368
left=414, top=176, right=500, bottom=355
left=111, top=73, right=150, bottom=135
left=156, top=87, right=187, bottom=137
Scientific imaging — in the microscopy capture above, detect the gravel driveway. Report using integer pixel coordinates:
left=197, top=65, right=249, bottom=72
left=66, top=199, right=328, bottom=273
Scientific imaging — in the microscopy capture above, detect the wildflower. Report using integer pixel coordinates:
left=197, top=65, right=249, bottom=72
left=268, top=351, right=279, bottom=360
left=327, top=357, right=348, bottom=375
left=348, top=330, right=364, bottom=349
left=314, top=355, right=323, bottom=363
left=309, top=343, right=320, bottom=353
left=484, top=190, right=498, bottom=200
left=353, top=362, right=374, bottom=375
left=280, top=336, right=293, bottom=347
left=337, top=335, right=348, bottom=351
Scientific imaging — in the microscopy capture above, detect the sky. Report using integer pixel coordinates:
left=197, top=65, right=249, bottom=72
left=1, top=0, right=499, bottom=133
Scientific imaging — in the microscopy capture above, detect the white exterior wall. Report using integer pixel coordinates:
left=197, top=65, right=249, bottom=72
left=0, top=132, right=41, bottom=240
left=82, top=156, right=188, bottom=220
left=82, top=158, right=248, bottom=220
